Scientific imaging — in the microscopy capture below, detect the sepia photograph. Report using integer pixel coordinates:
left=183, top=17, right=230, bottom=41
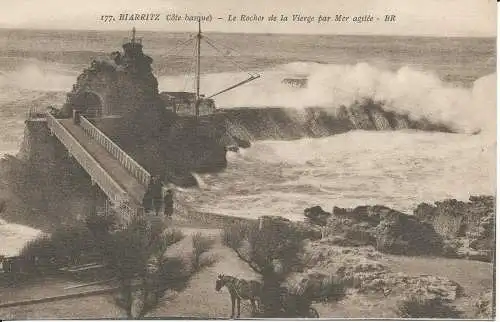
left=0, top=0, right=496, bottom=320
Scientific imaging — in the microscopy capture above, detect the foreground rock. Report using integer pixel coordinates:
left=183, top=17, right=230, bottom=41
left=414, top=196, right=494, bottom=262
left=323, top=205, right=444, bottom=256
left=304, top=206, right=331, bottom=226
left=474, top=289, right=494, bottom=319
left=303, top=240, right=463, bottom=303
left=259, top=216, right=322, bottom=241
left=304, top=195, right=495, bottom=262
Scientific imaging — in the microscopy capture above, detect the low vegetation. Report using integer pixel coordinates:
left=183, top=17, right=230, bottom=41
left=191, top=232, right=216, bottom=272
left=19, top=225, right=98, bottom=272
left=395, top=294, right=463, bottom=319
left=16, top=213, right=216, bottom=319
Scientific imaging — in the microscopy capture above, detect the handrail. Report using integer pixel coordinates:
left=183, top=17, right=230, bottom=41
left=26, top=106, right=47, bottom=120
left=79, top=116, right=151, bottom=187
left=46, top=113, right=128, bottom=205
left=106, top=199, right=144, bottom=227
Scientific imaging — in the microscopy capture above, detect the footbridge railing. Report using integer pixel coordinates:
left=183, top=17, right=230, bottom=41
left=79, top=116, right=151, bottom=187
left=26, top=106, right=49, bottom=120
left=105, top=199, right=145, bottom=228
left=46, top=113, right=128, bottom=205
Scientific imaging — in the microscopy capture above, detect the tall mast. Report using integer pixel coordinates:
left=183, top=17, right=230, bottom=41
left=195, top=19, right=201, bottom=118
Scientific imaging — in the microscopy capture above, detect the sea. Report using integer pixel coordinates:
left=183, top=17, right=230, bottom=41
left=0, top=29, right=496, bottom=255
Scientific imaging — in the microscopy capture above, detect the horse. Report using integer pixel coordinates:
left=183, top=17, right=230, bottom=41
left=215, top=274, right=262, bottom=318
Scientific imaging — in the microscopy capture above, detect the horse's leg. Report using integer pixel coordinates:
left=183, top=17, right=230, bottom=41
left=251, top=299, right=257, bottom=314
left=231, top=294, right=236, bottom=318
left=256, top=298, right=262, bottom=312
left=237, top=298, right=241, bottom=318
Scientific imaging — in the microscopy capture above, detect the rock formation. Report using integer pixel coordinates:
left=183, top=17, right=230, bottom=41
left=205, top=99, right=454, bottom=143
left=414, top=196, right=495, bottom=262
left=304, top=206, right=331, bottom=226
left=474, top=289, right=494, bottom=319
left=301, top=240, right=464, bottom=308
left=324, top=205, right=444, bottom=256
left=304, top=196, right=495, bottom=262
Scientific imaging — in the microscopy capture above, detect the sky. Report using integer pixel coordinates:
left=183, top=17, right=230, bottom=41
left=0, top=0, right=496, bottom=37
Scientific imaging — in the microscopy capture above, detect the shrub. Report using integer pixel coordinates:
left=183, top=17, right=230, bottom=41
left=247, top=217, right=305, bottom=276
left=474, top=290, right=494, bottom=319
left=221, top=221, right=249, bottom=250
left=19, top=225, right=98, bottom=271
left=104, top=220, right=215, bottom=319
left=395, top=295, right=462, bottom=319
left=288, top=273, right=346, bottom=303
left=191, top=232, right=215, bottom=272
left=222, top=216, right=327, bottom=318
left=315, top=275, right=346, bottom=302
left=85, top=211, right=116, bottom=235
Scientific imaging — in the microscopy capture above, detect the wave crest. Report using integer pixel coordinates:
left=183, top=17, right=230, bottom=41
left=0, top=62, right=76, bottom=92
left=159, top=62, right=495, bottom=134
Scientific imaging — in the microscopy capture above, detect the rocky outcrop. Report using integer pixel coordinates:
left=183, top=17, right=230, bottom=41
left=323, top=205, right=444, bottom=256
left=207, top=99, right=454, bottom=143
left=259, top=216, right=322, bottom=241
left=282, top=78, right=308, bottom=88
left=304, top=206, right=331, bottom=226
left=474, top=290, right=494, bottom=319
left=283, top=271, right=346, bottom=302
left=305, top=196, right=495, bottom=261
left=303, top=241, right=463, bottom=303
left=0, top=145, right=95, bottom=231
left=414, top=196, right=495, bottom=262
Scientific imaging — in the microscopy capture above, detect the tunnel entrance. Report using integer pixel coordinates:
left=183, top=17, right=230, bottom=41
left=73, top=92, right=103, bottom=118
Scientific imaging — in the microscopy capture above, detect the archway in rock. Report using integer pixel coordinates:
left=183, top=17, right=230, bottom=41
left=73, top=91, right=103, bottom=118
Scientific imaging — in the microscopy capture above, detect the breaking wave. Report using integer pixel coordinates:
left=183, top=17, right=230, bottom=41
left=0, top=61, right=76, bottom=92
left=158, top=62, right=495, bottom=135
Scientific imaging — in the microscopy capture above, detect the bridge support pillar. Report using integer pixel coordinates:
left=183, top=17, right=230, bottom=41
left=88, top=183, right=99, bottom=217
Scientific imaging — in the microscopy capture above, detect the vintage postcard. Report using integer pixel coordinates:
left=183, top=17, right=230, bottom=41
left=0, top=0, right=496, bottom=320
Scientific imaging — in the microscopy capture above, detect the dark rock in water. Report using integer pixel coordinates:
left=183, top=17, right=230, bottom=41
left=304, top=206, right=331, bottom=226
left=165, top=119, right=228, bottom=174
left=282, top=78, right=308, bottom=88
left=216, top=102, right=454, bottom=143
